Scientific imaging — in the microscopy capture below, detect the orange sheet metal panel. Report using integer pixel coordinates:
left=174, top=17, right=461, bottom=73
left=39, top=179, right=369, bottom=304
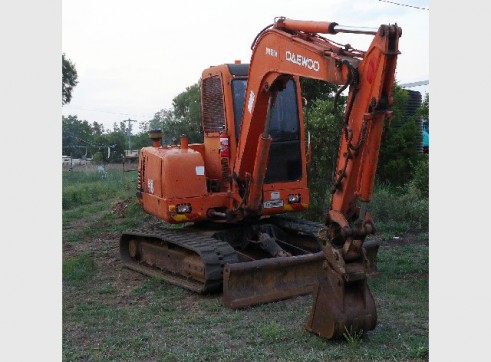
left=162, top=148, right=207, bottom=199
left=202, top=136, right=222, bottom=180
left=143, top=154, right=163, bottom=198
left=143, top=192, right=231, bottom=224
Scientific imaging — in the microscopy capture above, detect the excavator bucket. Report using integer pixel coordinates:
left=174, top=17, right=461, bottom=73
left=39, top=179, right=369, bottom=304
left=223, top=252, right=325, bottom=308
left=304, top=249, right=377, bottom=339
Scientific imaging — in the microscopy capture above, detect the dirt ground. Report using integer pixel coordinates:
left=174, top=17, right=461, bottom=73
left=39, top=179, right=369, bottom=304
left=63, top=199, right=161, bottom=303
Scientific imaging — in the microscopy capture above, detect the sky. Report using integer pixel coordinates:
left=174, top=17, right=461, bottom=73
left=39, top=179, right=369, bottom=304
left=62, top=0, right=430, bottom=132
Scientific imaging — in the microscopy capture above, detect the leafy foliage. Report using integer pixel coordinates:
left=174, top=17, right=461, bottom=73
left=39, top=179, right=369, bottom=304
left=139, top=83, right=203, bottom=145
left=300, top=88, right=430, bottom=230
left=409, top=155, right=429, bottom=198
left=172, top=83, right=203, bottom=142
left=62, top=115, right=94, bottom=158
left=377, top=118, right=422, bottom=186
left=62, top=53, right=79, bottom=105
left=62, top=115, right=140, bottom=163
left=377, top=86, right=424, bottom=186
left=417, top=92, right=429, bottom=123
left=369, top=183, right=429, bottom=234
left=292, top=78, right=347, bottom=221
left=300, top=78, right=339, bottom=110
left=303, top=98, right=344, bottom=220
left=298, top=81, right=430, bottom=231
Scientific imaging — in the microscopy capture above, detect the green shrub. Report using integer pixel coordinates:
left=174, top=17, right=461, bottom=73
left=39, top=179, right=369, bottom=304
left=303, top=98, right=343, bottom=221
left=377, top=86, right=424, bottom=186
left=369, top=183, right=429, bottom=233
left=92, top=151, right=104, bottom=164
left=377, top=118, right=422, bottom=186
left=410, top=155, right=429, bottom=198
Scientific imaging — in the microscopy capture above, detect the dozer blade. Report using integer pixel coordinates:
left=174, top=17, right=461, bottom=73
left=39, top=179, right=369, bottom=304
left=304, top=260, right=377, bottom=339
left=223, top=251, right=324, bottom=308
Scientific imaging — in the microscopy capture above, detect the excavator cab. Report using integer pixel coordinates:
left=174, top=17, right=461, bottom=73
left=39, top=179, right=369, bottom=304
left=231, top=75, right=303, bottom=184
left=200, top=63, right=311, bottom=216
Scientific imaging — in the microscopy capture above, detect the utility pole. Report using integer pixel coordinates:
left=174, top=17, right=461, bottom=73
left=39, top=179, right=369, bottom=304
left=123, top=118, right=137, bottom=150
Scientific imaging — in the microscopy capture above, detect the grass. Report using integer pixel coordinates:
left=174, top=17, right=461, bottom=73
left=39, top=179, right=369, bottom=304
left=62, top=166, right=429, bottom=361
left=369, top=183, right=429, bottom=236
left=343, top=326, right=364, bottom=349
left=63, top=254, right=96, bottom=283
left=62, top=168, right=136, bottom=210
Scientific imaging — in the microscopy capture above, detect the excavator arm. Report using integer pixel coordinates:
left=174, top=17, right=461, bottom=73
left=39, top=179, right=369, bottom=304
left=232, top=17, right=401, bottom=339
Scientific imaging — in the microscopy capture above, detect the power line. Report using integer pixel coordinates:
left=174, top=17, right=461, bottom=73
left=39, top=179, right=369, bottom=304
left=65, top=105, right=154, bottom=119
left=378, top=0, right=429, bottom=11
left=62, top=129, right=117, bottom=149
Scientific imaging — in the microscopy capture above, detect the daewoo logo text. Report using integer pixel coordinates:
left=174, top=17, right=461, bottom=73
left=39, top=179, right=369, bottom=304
left=285, top=51, right=320, bottom=72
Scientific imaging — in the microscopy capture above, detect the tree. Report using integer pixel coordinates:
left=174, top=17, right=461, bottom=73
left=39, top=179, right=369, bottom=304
left=137, top=83, right=203, bottom=146
left=99, top=130, right=126, bottom=163
left=416, top=92, right=429, bottom=122
left=139, top=109, right=172, bottom=136
left=62, top=115, right=92, bottom=158
left=301, top=82, right=427, bottom=220
left=300, top=78, right=339, bottom=110
left=417, top=92, right=429, bottom=137
left=303, top=98, right=344, bottom=220
left=62, top=115, right=127, bottom=162
left=91, top=121, right=105, bottom=136
left=62, top=53, right=79, bottom=105
left=376, top=85, right=424, bottom=186
left=170, top=83, right=203, bottom=142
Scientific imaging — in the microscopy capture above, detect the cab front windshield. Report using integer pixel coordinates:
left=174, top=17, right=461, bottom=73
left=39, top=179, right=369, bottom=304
left=231, top=78, right=302, bottom=183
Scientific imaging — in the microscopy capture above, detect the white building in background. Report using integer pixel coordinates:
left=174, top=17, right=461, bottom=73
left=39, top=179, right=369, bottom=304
left=62, top=155, right=92, bottom=167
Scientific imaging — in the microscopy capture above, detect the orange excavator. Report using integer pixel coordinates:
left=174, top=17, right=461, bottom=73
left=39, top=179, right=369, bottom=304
left=120, top=17, right=401, bottom=339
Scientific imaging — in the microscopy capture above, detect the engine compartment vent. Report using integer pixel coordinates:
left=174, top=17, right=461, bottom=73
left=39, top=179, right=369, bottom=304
left=202, top=76, right=226, bottom=133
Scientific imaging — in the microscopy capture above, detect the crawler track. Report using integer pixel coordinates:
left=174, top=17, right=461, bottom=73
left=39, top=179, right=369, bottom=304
left=120, top=225, right=239, bottom=293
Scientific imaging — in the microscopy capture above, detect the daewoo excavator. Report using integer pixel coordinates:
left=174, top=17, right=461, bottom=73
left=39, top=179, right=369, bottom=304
left=120, top=17, right=401, bottom=339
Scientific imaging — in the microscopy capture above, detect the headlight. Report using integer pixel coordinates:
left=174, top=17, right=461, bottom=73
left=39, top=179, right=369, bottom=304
left=288, top=194, right=301, bottom=204
left=176, top=203, right=192, bottom=214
